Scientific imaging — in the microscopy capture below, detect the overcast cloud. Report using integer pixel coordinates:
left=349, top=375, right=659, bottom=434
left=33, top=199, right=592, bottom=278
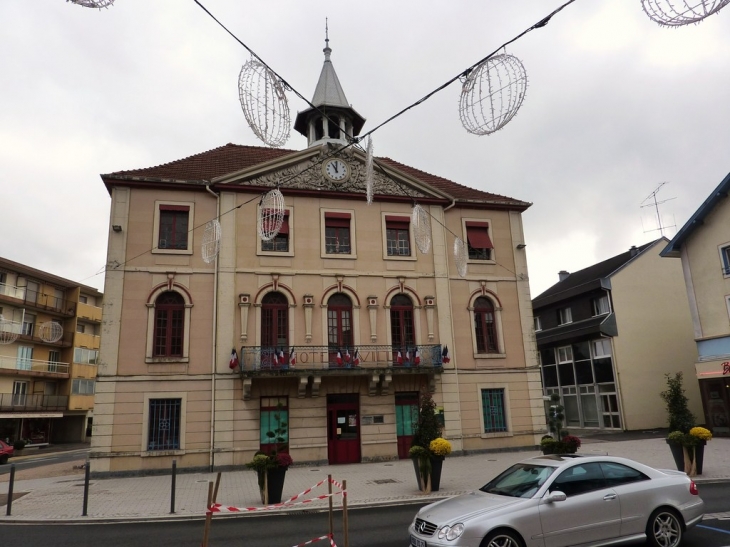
left=2, top=1, right=729, bottom=297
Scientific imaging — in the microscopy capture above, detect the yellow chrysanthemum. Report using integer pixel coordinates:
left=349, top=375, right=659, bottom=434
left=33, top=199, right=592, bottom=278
left=689, top=427, right=712, bottom=441
left=430, top=438, right=452, bottom=457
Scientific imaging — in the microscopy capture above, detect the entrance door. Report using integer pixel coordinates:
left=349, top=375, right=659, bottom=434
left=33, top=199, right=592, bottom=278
left=701, top=379, right=730, bottom=436
left=395, top=392, right=419, bottom=459
left=327, top=394, right=360, bottom=464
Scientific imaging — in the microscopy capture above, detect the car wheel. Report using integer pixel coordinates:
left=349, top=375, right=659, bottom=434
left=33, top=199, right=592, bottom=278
left=647, top=508, right=683, bottom=547
left=480, top=529, right=524, bottom=547
left=0, top=455, right=8, bottom=465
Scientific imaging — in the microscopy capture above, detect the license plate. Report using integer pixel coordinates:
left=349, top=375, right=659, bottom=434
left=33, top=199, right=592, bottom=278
left=410, top=535, right=426, bottom=547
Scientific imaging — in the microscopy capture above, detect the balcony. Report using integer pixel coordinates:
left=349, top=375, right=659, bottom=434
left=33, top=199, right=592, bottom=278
left=77, top=302, right=102, bottom=323
left=0, top=393, right=69, bottom=412
left=239, top=344, right=443, bottom=399
left=0, top=283, right=76, bottom=316
left=0, top=356, right=70, bottom=378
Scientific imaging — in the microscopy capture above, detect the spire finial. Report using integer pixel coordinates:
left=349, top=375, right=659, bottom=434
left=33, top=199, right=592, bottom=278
left=323, top=18, right=331, bottom=61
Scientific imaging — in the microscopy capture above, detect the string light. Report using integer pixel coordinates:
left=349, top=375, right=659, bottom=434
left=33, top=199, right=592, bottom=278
left=67, top=0, right=114, bottom=8
left=641, top=0, right=730, bottom=26
left=238, top=57, right=291, bottom=148
left=201, top=219, right=221, bottom=263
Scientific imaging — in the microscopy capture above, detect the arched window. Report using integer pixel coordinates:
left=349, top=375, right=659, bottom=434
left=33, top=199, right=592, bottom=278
left=327, top=293, right=353, bottom=350
left=390, top=294, right=415, bottom=350
left=153, top=292, right=185, bottom=357
left=261, top=292, right=289, bottom=349
left=474, top=297, right=498, bottom=354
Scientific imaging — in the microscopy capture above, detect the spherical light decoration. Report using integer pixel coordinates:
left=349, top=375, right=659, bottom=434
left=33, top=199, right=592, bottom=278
left=38, top=321, right=64, bottom=344
left=238, top=58, right=291, bottom=148
left=201, top=219, right=222, bottom=264
left=459, top=54, right=528, bottom=136
left=258, top=188, right=286, bottom=241
left=365, top=136, right=374, bottom=205
left=0, top=315, right=20, bottom=345
left=412, top=204, right=432, bottom=254
left=454, top=237, right=468, bottom=278
left=641, top=0, right=730, bottom=26
left=68, top=0, right=115, bottom=8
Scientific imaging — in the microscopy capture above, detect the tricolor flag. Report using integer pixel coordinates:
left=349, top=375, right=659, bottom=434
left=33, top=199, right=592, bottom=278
left=229, top=348, right=239, bottom=370
left=272, top=349, right=279, bottom=365
left=278, top=348, right=285, bottom=365
left=397, top=351, right=404, bottom=365
left=442, top=345, right=451, bottom=364
left=289, top=347, right=296, bottom=367
left=414, top=347, right=421, bottom=366
left=336, top=351, right=343, bottom=366
left=406, top=349, right=411, bottom=362
left=353, top=349, right=361, bottom=366
left=344, top=349, right=351, bottom=364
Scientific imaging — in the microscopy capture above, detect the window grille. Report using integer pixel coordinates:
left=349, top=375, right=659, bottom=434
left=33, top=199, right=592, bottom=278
left=148, top=398, right=181, bottom=451
left=481, top=388, right=507, bottom=433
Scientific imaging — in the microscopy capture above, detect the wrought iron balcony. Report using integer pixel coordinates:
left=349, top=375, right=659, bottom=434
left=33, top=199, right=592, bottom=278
left=239, top=344, right=444, bottom=376
left=0, top=393, right=69, bottom=412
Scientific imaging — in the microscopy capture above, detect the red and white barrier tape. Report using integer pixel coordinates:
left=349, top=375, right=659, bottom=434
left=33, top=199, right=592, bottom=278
left=208, top=476, right=346, bottom=514
left=290, top=534, right=337, bottom=547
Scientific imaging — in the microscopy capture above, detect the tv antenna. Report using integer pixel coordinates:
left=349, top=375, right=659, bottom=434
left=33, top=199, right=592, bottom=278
left=640, top=182, right=676, bottom=237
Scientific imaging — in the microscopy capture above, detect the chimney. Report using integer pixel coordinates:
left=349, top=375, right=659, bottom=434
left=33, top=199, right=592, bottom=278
left=558, top=270, right=570, bottom=282
left=629, top=245, right=638, bottom=257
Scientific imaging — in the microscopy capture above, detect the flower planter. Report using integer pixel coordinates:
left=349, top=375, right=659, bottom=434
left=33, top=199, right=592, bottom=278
left=412, top=455, right=444, bottom=492
left=666, top=439, right=705, bottom=475
left=257, top=467, right=288, bottom=504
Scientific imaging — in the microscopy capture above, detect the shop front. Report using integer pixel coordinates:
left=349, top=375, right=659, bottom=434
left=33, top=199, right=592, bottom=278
left=0, top=413, right=62, bottom=446
left=696, top=360, right=730, bottom=437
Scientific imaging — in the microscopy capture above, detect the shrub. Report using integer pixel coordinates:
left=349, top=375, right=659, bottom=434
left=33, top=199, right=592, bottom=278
left=660, top=372, right=696, bottom=433
left=13, top=439, right=26, bottom=450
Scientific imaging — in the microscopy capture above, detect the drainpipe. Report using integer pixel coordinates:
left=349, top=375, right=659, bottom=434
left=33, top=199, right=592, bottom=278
left=205, top=183, right=219, bottom=471
left=440, top=196, right=463, bottom=450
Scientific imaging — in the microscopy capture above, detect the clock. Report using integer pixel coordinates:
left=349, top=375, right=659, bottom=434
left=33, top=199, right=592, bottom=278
left=323, top=158, right=350, bottom=183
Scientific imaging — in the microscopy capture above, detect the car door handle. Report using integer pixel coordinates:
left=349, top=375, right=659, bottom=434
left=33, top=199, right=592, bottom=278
left=603, top=494, right=617, bottom=501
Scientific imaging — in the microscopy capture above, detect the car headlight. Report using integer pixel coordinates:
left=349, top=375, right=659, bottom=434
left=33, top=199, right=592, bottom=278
left=437, top=523, right=465, bottom=541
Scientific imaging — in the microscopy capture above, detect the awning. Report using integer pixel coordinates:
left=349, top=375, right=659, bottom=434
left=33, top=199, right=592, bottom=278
left=466, top=224, right=493, bottom=249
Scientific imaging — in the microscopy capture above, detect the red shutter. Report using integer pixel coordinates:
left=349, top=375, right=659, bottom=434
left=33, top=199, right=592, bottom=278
left=385, top=215, right=410, bottom=230
left=159, top=204, right=190, bottom=212
left=325, top=212, right=351, bottom=228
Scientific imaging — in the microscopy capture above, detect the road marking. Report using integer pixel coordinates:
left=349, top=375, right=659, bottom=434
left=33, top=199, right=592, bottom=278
left=697, top=524, right=730, bottom=535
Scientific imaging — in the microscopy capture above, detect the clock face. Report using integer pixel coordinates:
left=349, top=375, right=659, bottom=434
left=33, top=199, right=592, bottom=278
left=324, top=159, right=349, bottom=182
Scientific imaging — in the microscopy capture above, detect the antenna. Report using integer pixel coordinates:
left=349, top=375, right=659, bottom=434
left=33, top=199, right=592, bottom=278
left=640, top=182, right=676, bottom=237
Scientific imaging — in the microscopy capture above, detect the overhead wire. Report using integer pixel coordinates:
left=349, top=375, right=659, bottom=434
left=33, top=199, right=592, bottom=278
left=81, top=0, right=580, bottom=284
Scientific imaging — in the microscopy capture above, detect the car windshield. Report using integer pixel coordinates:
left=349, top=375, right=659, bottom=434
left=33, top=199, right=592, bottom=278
left=480, top=463, right=556, bottom=498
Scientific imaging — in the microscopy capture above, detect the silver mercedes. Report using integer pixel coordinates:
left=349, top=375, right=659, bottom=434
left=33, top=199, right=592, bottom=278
left=408, top=454, right=704, bottom=547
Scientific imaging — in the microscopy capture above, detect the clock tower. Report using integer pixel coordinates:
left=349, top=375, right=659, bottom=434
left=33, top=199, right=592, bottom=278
left=293, top=31, right=366, bottom=149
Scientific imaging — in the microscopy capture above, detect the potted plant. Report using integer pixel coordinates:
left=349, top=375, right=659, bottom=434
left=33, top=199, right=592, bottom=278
left=13, top=439, right=26, bottom=453
left=409, top=390, right=451, bottom=493
left=245, top=403, right=291, bottom=504
left=666, top=427, right=711, bottom=476
left=541, top=394, right=580, bottom=454
left=661, top=372, right=707, bottom=475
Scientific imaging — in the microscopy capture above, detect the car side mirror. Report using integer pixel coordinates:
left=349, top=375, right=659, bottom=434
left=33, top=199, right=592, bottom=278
left=548, top=491, right=567, bottom=502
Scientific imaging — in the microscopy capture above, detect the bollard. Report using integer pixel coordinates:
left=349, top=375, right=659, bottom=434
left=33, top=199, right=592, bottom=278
left=170, top=459, right=177, bottom=514
left=6, top=464, right=15, bottom=516
left=82, top=459, right=90, bottom=516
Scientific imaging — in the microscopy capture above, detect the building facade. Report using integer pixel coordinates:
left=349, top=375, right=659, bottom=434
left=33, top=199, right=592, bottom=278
left=0, top=257, right=102, bottom=445
left=661, top=171, right=730, bottom=436
left=91, top=42, right=546, bottom=474
left=532, top=239, right=702, bottom=432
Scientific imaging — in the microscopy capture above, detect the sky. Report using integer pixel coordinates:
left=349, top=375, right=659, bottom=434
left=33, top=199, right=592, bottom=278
left=2, top=0, right=729, bottom=297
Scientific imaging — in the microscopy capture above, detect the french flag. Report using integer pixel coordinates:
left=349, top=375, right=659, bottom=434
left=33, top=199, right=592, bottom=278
left=344, top=349, right=351, bottom=364
left=397, top=351, right=404, bottom=365
left=273, top=350, right=278, bottom=365
left=414, top=347, right=421, bottom=366
left=278, top=348, right=285, bottom=364
left=229, top=348, right=239, bottom=370
left=289, top=347, right=296, bottom=367
left=353, top=349, right=361, bottom=366
left=336, top=351, right=343, bottom=366
left=442, top=345, right=451, bottom=364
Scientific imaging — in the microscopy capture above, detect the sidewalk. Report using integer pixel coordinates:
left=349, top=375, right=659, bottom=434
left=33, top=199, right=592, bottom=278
left=1, top=437, right=729, bottom=524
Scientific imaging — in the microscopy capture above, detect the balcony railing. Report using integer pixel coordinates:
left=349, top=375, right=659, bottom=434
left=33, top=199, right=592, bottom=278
left=0, top=355, right=70, bottom=375
left=239, top=344, right=443, bottom=373
left=0, top=283, right=76, bottom=316
left=0, top=393, right=68, bottom=412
